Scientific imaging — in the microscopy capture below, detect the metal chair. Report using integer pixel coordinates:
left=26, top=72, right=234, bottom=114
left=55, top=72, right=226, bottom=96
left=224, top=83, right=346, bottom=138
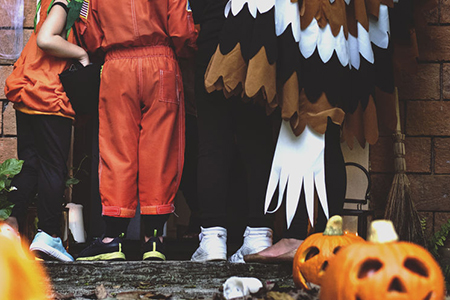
left=342, top=162, right=374, bottom=239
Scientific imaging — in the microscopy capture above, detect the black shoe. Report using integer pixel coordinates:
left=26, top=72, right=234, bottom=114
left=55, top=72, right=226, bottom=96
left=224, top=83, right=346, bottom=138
left=76, top=236, right=126, bottom=261
left=142, top=236, right=166, bottom=261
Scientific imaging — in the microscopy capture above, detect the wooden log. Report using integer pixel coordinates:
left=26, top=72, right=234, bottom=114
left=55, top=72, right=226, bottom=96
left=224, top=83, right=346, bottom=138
left=44, top=261, right=296, bottom=299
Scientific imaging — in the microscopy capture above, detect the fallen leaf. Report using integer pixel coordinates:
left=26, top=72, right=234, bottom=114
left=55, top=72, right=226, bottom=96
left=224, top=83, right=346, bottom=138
left=116, top=291, right=145, bottom=300
left=96, top=284, right=109, bottom=299
left=266, top=291, right=295, bottom=300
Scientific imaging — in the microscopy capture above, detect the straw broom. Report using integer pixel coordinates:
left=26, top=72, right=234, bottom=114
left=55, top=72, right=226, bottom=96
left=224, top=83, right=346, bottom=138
left=383, top=87, right=426, bottom=246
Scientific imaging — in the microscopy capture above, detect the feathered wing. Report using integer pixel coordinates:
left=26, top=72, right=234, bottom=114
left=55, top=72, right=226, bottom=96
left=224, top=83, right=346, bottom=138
left=205, top=0, right=278, bottom=102
left=204, top=0, right=396, bottom=227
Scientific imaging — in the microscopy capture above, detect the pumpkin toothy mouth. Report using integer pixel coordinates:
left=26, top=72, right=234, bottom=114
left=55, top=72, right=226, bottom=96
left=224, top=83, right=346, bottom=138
left=354, top=257, right=435, bottom=300
left=355, top=291, right=434, bottom=300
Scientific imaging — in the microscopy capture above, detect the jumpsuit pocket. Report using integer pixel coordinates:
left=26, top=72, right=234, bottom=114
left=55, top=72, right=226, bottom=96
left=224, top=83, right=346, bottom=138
left=159, top=69, right=179, bottom=104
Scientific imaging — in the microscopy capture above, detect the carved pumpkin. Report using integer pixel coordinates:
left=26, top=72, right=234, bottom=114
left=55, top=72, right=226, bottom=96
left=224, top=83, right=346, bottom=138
left=0, top=221, right=21, bottom=242
left=0, top=233, right=50, bottom=300
left=320, top=220, right=446, bottom=300
left=293, top=215, right=365, bottom=289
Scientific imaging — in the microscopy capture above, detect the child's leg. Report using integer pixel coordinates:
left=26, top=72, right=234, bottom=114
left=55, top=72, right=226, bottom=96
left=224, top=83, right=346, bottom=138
left=138, top=48, right=183, bottom=216
left=142, top=214, right=170, bottom=241
left=8, top=111, right=39, bottom=232
left=97, top=52, right=140, bottom=218
left=26, top=113, right=74, bottom=262
left=179, top=113, right=201, bottom=238
left=33, top=114, right=72, bottom=237
left=141, top=214, right=170, bottom=261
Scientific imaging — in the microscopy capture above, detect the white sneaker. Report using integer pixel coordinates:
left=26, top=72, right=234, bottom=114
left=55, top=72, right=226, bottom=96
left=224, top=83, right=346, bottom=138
left=229, top=226, right=273, bottom=263
left=191, top=226, right=227, bottom=262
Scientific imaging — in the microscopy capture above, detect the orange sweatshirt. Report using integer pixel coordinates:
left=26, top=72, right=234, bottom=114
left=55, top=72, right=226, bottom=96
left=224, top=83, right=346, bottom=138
left=5, top=0, right=76, bottom=118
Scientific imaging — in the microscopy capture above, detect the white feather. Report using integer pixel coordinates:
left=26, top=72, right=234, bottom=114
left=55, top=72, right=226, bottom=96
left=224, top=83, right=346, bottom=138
left=348, top=33, right=361, bottom=69
left=333, top=26, right=350, bottom=66
left=225, top=0, right=231, bottom=18
left=231, top=0, right=249, bottom=16
left=369, top=4, right=390, bottom=49
left=275, top=0, right=301, bottom=41
left=358, top=22, right=375, bottom=64
left=299, top=19, right=320, bottom=59
left=265, top=121, right=328, bottom=228
left=256, top=0, right=275, bottom=14
left=286, top=173, right=303, bottom=228
left=314, top=157, right=329, bottom=220
left=230, top=0, right=275, bottom=19
left=317, top=25, right=336, bottom=64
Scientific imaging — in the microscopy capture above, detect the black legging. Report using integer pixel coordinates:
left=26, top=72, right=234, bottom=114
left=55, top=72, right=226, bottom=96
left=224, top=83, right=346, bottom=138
left=195, top=94, right=276, bottom=228
left=9, top=111, right=72, bottom=237
left=195, top=40, right=275, bottom=229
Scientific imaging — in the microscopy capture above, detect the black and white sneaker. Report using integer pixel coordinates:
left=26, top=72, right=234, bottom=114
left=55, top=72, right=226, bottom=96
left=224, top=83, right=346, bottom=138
left=142, top=236, right=166, bottom=261
left=76, top=236, right=126, bottom=261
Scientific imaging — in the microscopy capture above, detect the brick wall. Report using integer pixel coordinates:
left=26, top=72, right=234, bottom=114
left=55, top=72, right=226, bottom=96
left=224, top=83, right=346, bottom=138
left=370, top=4, right=450, bottom=236
left=1, top=0, right=449, bottom=236
left=0, top=0, right=35, bottom=161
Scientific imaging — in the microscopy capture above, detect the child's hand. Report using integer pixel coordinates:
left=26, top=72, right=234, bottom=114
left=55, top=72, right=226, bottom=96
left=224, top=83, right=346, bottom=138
left=79, top=51, right=90, bottom=67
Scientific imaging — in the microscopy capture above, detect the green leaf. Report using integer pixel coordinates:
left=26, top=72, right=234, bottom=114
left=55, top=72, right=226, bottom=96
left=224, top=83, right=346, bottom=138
left=0, top=200, right=13, bottom=209
left=0, top=203, right=14, bottom=220
left=0, top=159, right=24, bottom=178
left=66, top=177, right=80, bottom=187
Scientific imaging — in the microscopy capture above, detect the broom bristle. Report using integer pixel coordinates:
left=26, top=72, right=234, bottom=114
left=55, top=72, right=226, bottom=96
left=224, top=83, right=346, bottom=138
left=384, top=171, right=426, bottom=246
left=384, top=132, right=426, bottom=246
left=384, top=89, right=425, bottom=246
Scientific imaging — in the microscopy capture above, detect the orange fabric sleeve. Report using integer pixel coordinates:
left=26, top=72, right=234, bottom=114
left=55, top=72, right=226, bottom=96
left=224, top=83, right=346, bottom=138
left=76, top=0, right=103, bottom=54
left=168, top=0, right=198, bottom=58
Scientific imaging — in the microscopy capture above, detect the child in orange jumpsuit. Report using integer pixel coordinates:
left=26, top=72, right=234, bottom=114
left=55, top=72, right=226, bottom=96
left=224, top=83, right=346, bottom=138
left=4, top=0, right=88, bottom=261
left=75, top=0, right=197, bottom=260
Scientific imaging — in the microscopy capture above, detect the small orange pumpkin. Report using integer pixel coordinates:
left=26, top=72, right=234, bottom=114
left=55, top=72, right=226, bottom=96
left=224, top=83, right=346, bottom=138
left=293, top=215, right=364, bottom=289
left=319, top=220, right=446, bottom=300
left=0, top=225, right=50, bottom=300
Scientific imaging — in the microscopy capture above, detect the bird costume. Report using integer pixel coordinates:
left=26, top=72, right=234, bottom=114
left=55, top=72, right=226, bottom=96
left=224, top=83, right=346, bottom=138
left=204, top=0, right=398, bottom=228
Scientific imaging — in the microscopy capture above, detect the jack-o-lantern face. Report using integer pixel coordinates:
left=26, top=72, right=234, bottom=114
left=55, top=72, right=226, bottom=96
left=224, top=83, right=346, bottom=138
left=293, top=216, right=364, bottom=290
left=319, top=241, right=446, bottom=300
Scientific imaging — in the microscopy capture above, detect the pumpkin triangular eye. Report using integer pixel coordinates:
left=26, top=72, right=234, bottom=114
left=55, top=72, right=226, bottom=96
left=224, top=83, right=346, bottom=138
left=305, top=247, right=320, bottom=261
left=333, top=246, right=341, bottom=254
left=404, top=258, right=429, bottom=277
left=357, top=259, right=383, bottom=279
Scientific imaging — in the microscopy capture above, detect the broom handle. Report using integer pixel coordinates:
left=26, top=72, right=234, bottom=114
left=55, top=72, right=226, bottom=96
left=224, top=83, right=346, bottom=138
left=395, top=87, right=401, bottom=132
left=393, top=87, right=406, bottom=172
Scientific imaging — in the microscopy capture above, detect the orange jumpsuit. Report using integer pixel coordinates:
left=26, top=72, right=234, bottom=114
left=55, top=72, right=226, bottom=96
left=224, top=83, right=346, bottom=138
left=76, top=0, right=197, bottom=218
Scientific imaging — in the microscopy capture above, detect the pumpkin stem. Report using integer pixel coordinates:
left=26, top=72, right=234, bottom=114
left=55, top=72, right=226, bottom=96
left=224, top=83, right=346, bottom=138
left=368, top=220, right=399, bottom=243
left=323, top=215, right=343, bottom=236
